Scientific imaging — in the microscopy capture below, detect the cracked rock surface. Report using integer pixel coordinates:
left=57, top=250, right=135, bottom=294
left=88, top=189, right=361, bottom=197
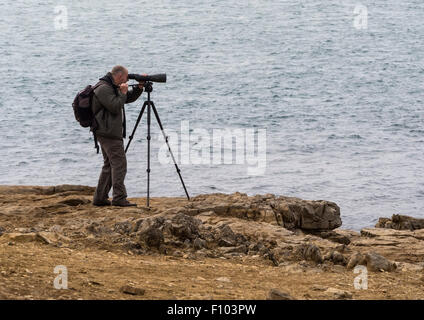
left=0, top=185, right=423, bottom=300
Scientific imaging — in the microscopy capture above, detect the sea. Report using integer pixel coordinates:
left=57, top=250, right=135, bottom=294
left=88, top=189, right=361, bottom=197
left=1, top=0, right=423, bottom=230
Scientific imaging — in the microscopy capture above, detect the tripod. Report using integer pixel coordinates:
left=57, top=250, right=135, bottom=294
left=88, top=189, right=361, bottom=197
left=125, top=82, right=190, bottom=207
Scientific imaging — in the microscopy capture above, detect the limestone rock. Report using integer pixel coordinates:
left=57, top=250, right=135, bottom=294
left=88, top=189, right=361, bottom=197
left=396, top=262, right=424, bottom=272
left=170, top=213, right=201, bottom=241
left=346, top=249, right=396, bottom=272
left=267, top=289, right=296, bottom=300
left=113, top=221, right=133, bottom=235
left=0, top=232, right=68, bottom=245
left=217, top=238, right=234, bottom=247
left=120, top=285, right=145, bottom=296
left=347, top=252, right=367, bottom=270
left=216, top=225, right=238, bottom=247
left=52, top=185, right=95, bottom=194
left=137, top=218, right=164, bottom=248
left=193, top=238, right=206, bottom=250
left=190, top=192, right=341, bottom=230
left=15, top=227, right=35, bottom=233
left=365, top=252, right=397, bottom=272
left=296, top=244, right=323, bottom=264
left=132, top=218, right=145, bottom=233
left=325, top=251, right=347, bottom=266
left=325, top=288, right=352, bottom=300
left=376, top=214, right=424, bottom=231
left=86, top=222, right=111, bottom=235
left=311, top=285, right=327, bottom=292
left=219, top=245, right=248, bottom=255
left=37, top=231, right=71, bottom=245
left=140, top=228, right=164, bottom=249
left=271, top=197, right=341, bottom=230
left=306, top=230, right=351, bottom=245
left=58, top=197, right=90, bottom=207
left=0, top=232, right=39, bottom=243
left=49, top=225, right=63, bottom=233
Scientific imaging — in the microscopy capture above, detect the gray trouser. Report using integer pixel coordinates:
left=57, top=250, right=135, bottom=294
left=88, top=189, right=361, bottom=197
left=93, top=136, right=127, bottom=203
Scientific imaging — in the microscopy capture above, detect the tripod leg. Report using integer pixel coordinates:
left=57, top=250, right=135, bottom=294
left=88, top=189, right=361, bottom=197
left=125, top=102, right=148, bottom=153
left=151, top=102, right=190, bottom=200
left=147, top=102, right=151, bottom=207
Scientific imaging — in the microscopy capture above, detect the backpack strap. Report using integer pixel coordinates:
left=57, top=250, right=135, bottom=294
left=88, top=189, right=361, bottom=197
left=93, top=132, right=100, bottom=154
left=91, top=81, right=105, bottom=154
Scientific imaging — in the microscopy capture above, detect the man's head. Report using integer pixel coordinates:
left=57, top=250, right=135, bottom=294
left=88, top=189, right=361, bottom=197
left=111, top=65, right=128, bottom=86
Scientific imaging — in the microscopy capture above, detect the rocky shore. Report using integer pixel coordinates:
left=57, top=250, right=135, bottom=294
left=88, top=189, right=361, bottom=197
left=0, top=185, right=423, bottom=300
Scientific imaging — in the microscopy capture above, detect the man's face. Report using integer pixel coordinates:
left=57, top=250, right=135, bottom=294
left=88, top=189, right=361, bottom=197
left=114, top=71, right=128, bottom=85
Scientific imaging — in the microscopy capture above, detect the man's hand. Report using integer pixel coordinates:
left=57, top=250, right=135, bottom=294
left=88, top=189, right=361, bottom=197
left=119, top=83, right=128, bottom=94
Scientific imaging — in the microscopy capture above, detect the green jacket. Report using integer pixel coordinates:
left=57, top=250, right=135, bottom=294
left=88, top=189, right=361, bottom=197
left=92, top=73, right=143, bottom=140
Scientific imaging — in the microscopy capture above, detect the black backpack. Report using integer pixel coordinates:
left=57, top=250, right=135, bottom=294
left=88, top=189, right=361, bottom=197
left=72, top=82, right=103, bottom=153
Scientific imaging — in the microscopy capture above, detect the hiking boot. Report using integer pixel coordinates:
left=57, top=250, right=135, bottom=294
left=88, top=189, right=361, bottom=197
left=112, top=200, right=137, bottom=207
left=93, top=199, right=111, bottom=207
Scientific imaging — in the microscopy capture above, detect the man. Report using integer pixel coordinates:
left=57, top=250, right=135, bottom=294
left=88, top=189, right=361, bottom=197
left=91, top=65, right=144, bottom=207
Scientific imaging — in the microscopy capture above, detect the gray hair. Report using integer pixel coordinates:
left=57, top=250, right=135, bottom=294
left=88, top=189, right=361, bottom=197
left=111, top=65, right=128, bottom=76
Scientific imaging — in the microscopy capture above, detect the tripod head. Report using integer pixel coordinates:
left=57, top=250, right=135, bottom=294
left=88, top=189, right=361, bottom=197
left=144, top=81, right=153, bottom=93
left=129, top=81, right=153, bottom=93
